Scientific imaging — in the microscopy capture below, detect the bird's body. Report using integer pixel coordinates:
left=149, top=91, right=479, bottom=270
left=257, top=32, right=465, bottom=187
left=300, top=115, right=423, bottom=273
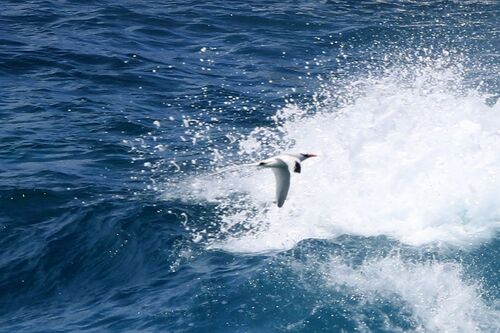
left=205, top=152, right=316, bottom=207
left=257, top=153, right=316, bottom=207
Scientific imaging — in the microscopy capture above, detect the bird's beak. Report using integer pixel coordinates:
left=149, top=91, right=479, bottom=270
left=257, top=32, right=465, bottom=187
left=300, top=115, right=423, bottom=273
left=308, top=154, right=318, bottom=158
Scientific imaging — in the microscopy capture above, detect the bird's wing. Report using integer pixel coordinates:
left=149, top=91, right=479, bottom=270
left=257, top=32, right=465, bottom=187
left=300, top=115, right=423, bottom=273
left=278, top=155, right=302, bottom=173
left=272, top=166, right=291, bottom=207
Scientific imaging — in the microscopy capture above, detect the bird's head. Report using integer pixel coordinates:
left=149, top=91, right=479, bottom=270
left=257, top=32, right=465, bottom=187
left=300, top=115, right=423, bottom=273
left=300, top=153, right=318, bottom=160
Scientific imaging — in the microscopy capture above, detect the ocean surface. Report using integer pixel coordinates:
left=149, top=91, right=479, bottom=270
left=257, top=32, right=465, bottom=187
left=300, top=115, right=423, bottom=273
left=1, top=1, right=499, bottom=332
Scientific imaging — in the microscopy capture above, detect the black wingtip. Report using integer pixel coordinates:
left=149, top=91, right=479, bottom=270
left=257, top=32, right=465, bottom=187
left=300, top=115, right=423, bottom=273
left=294, top=161, right=301, bottom=173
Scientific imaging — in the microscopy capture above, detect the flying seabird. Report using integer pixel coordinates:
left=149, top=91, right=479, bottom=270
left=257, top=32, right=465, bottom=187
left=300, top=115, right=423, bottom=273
left=205, top=152, right=317, bottom=207
left=257, top=153, right=317, bottom=207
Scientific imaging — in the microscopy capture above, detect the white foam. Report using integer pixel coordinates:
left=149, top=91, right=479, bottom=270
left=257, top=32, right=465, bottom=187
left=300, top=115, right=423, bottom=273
left=179, top=63, right=500, bottom=253
left=321, top=256, right=499, bottom=332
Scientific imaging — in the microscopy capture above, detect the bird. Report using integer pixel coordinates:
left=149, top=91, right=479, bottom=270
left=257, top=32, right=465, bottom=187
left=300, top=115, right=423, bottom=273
left=257, top=153, right=317, bottom=207
left=204, top=152, right=317, bottom=207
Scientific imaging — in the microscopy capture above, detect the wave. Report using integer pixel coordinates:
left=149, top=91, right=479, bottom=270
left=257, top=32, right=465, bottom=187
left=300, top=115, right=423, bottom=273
left=320, top=255, right=498, bottom=332
left=173, top=56, right=500, bottom=253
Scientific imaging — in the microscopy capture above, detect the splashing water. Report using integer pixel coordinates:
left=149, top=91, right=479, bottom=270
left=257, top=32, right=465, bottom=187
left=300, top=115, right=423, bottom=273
left=321, top=255, right=498, bottom=332
left=182, top=60, right=500, bottom=253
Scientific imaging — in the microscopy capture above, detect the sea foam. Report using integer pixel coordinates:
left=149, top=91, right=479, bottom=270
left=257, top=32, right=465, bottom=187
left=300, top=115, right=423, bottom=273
left=182, top=62, right=500, bottom=253
left=320, top=255, right=498, bottom=332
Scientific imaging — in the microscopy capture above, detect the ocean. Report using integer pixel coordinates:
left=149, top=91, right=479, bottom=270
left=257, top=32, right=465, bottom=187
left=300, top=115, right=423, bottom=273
left=0, top=1, right=499, bottom=332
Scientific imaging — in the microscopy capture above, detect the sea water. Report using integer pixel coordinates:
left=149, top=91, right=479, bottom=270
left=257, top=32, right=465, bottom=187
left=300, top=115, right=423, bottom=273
left=1, top=1, right=498, bottom=332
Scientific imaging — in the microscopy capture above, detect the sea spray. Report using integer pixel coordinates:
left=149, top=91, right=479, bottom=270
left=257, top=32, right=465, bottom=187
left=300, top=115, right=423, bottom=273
left=181, top=60, right=500, bottom=253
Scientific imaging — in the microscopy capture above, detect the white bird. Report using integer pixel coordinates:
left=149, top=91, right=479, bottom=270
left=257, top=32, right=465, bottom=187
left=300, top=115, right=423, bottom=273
left=204, top=152, right=317, bottom=207
left=257, top=153, right=317, bottom=207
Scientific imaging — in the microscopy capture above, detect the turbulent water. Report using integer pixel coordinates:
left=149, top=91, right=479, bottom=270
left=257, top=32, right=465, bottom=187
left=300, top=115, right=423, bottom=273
left=1, top=1, right=499, bottom=332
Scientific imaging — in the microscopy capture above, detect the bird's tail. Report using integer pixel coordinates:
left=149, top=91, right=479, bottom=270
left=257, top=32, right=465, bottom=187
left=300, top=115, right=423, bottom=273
left=202, top=163, right=260, bottom=178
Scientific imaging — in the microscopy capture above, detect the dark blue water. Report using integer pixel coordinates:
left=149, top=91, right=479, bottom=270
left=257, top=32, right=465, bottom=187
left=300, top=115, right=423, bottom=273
left=1, top=1, right=499, bottom=332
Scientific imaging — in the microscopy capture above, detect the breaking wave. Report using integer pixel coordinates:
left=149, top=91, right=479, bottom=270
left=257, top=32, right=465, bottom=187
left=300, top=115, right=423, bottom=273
left=179, top=58, right=500, bottom=253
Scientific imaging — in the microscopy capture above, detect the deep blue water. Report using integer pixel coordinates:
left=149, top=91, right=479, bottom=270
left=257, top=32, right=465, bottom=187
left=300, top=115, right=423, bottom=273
left=1, top=1, right=499, bottom=332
